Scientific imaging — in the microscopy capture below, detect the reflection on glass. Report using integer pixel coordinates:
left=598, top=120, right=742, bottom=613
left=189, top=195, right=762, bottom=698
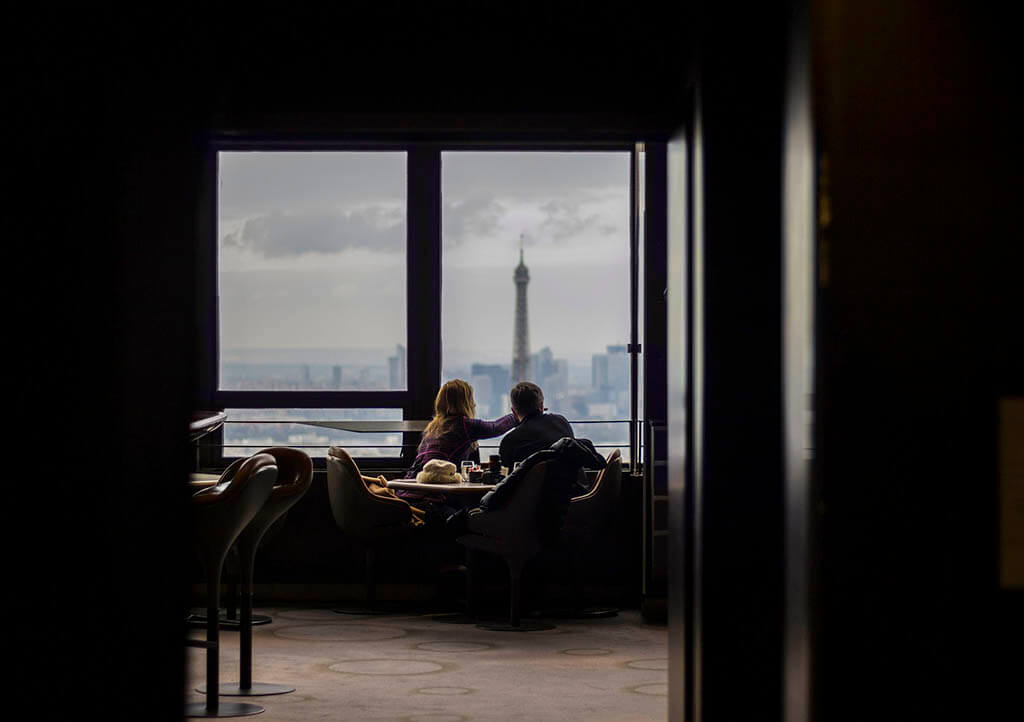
left=441, top=152, right=632, bottom=462
left=222, top=408, right=404, bottom=458
left=218, top=152, right=407, bottom=391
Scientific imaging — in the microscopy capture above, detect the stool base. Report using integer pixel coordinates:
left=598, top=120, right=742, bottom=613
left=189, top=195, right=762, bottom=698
left=197, top=682, right=295, bottom=697
left=184, top=701, right=264, bottom=717
left=575, top=606, right=619, bottom=619
left=476, top=619, right=556, bottom=632
left=331, top=606, right=391, bottom=615
left=188, top=612, right=273, bottom=629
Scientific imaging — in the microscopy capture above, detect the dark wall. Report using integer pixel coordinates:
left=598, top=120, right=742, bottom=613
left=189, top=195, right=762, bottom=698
left=813, top=2, right=1020, bottom=720
left=22, top=3, right=692, bottom=718
left=691, top=3, right=790, bottom=721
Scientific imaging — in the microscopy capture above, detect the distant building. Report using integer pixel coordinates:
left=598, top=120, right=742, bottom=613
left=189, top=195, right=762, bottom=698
left=388, top=344, right=407, bottom=390
left=592, top=353, right=609, bottom=390
left=606, top=344, right=629, bottom=391
left=471, top=363, right=510, bottom=418
left=332, top=365, right=342, bottom=389
left=531, top=346, right=569, bottom=401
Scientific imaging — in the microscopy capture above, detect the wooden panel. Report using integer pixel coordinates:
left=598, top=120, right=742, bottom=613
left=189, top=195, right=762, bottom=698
left=1001, top=398, right=1024, bottom=589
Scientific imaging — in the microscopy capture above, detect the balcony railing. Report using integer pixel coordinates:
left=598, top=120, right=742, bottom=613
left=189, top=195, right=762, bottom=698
left=200, top=417, right=643, bottom=470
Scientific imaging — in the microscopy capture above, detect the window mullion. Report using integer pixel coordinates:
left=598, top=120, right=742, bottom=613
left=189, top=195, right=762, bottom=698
left=405, top=146, right=442, bottom=465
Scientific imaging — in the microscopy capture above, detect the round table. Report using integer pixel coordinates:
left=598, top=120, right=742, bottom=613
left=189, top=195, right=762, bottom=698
left=385, top=480, right=496, bottom=494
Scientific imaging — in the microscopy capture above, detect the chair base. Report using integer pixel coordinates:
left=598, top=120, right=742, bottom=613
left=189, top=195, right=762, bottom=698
left=188, top=611, right=273, bottom=630
left=331, top=605, right=393, bottom=615
left=536, top=606, right=619, bottom=620
left=476, top=619, right=556, bottom=632
left=184, top=701, right=264, bottom=717
left=575, top=606, right=619, bottom=619
left=197, top=682, right=295, bottom=697
left=431, top=612, right=479, bottom=624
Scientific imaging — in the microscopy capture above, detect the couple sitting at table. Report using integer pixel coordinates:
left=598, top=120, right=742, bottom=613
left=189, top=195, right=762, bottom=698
left=396, top=378, right=577, bottom=522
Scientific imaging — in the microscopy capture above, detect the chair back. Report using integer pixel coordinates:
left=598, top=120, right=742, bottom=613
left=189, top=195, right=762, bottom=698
left=192, top=452, right=277, bottom=559
left=242, top=447, right=313, bottom=547
left=466, top=461, right=549, bottom=543
left=565, top=449, right=622, bottom=534
left=325, top=446, right=412, bottom=538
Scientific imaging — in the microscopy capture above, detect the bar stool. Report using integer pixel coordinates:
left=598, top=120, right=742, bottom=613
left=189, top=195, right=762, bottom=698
left=186, top=453, right=277, bottom=718
left=196, top=447, right=312, bottom=699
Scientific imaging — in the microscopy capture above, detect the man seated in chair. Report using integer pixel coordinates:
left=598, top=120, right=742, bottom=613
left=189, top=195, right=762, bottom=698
left=499, top=382, right=589, bottom=496
left=499, top=382, right=570, bottom=467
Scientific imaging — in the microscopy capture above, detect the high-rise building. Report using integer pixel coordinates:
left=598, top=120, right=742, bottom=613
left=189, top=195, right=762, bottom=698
left=592, top=353, right=609, bottom=389
left=388, top=344, right=407, bottom=389
left=471, top=363, right=510, bottom=417
left=606, top=344, right=629, bottom=391
left=531, top=346, right=568, bottom=401
left=332, top=365, right=342, bottom=389
left=512, top=238, right=531, bottom=382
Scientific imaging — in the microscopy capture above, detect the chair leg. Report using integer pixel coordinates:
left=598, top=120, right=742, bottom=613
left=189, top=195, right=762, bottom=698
left=509, top=562, right=522, bottom=628
left=365, top=545, right=376, bottom=606
left=475, top=556, right=555, bottom=632
left=185, top=551, right=265, bottom=717
left=206, top=556, right=221, bottom=714
left=566, top=544, right=618, bottom=620
left=333, top=543, right=390, bottom=615
left=465, top=548, right=477, bottom=618
left=196, top=539, right=294, bottom=698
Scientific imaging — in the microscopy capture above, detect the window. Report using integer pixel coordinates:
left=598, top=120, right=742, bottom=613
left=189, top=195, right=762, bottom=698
left=202, top=144, right=640, bottom=467
left=218, top=151, right=407, bottom=391
left=441, top=151, right=633, bottom=462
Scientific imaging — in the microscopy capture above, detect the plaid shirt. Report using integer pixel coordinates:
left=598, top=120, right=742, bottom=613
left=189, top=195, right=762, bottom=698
left=405, top=413, right=518, bottom=478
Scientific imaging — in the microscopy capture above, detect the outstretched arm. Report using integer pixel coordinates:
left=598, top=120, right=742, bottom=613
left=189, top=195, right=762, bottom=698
left=465, top=413, right=518, bottom=440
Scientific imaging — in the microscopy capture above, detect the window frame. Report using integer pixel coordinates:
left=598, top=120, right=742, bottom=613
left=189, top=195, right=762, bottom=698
left=196, top=138, right=641, bottom=472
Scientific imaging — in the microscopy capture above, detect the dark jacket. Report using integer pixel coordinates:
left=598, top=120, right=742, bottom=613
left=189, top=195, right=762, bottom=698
left=498, top=412, right=574, bottom=469
left=473, top=436, right=607, bottom=545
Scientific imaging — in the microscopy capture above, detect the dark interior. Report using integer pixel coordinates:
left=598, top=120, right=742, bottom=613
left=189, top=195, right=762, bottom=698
left=21, top=1, right=1020, bottom=720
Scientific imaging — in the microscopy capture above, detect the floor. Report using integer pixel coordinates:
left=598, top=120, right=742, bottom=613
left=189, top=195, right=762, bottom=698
left=185, top=606, right=668, bottom=721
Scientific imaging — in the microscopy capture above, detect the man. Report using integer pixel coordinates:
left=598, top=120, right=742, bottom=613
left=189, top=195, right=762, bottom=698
left=498, top=381, right=575, bottom=469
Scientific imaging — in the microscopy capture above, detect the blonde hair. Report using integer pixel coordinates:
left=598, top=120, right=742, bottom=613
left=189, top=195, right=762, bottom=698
left=422, top=379, right=477, bottom=440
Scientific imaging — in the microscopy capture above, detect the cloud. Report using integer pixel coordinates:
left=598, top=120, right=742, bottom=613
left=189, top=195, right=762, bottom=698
left=538, top=199, right=603, bottom=240
left=222, top=206, right=405, bottom=257
left=443, top=196, right=505, bottom=245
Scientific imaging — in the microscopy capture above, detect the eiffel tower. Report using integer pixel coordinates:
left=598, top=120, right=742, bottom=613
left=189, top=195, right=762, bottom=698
left=512, top=235, right=531, bottom=383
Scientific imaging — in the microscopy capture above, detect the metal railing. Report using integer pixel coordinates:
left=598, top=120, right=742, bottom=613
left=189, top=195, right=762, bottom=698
left=200, top=417, right=644, bottom=470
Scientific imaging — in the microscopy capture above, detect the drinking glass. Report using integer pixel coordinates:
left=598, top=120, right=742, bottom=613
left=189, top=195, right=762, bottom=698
left=461, top=461, right=473, bottom=483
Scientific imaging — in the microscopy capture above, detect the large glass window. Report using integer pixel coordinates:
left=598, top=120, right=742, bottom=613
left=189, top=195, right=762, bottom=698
left=218, top=152, right=407, bottom=391
left=441, top=152, right=632, bottom=461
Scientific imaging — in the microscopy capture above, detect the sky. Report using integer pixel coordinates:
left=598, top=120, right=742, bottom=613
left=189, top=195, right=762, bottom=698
left=218, top=151, right=632, bottom=368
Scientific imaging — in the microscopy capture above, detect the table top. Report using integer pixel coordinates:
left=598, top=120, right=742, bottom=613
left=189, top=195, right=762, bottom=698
left=190, top=411, right=227, bottom=442
left=189, top=472, right=221, bottom=489
left=386, top=479, right=496, bottom=494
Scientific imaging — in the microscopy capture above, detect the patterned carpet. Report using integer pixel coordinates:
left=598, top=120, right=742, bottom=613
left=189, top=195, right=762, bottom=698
left=185, top=607, right=668, bottom=721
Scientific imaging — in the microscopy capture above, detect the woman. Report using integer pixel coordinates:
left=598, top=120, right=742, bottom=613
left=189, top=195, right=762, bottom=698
left=397, top=379, right=518, bottom=523
left=407, top=378, right=518, bottom=477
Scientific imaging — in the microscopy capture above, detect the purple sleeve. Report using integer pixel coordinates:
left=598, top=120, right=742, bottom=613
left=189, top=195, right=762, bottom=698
left=464, top=413, right=518, bottom=440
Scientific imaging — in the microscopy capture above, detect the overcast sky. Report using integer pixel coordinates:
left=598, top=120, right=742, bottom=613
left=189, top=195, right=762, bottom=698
left=219, top=151, right=631, bottom=368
